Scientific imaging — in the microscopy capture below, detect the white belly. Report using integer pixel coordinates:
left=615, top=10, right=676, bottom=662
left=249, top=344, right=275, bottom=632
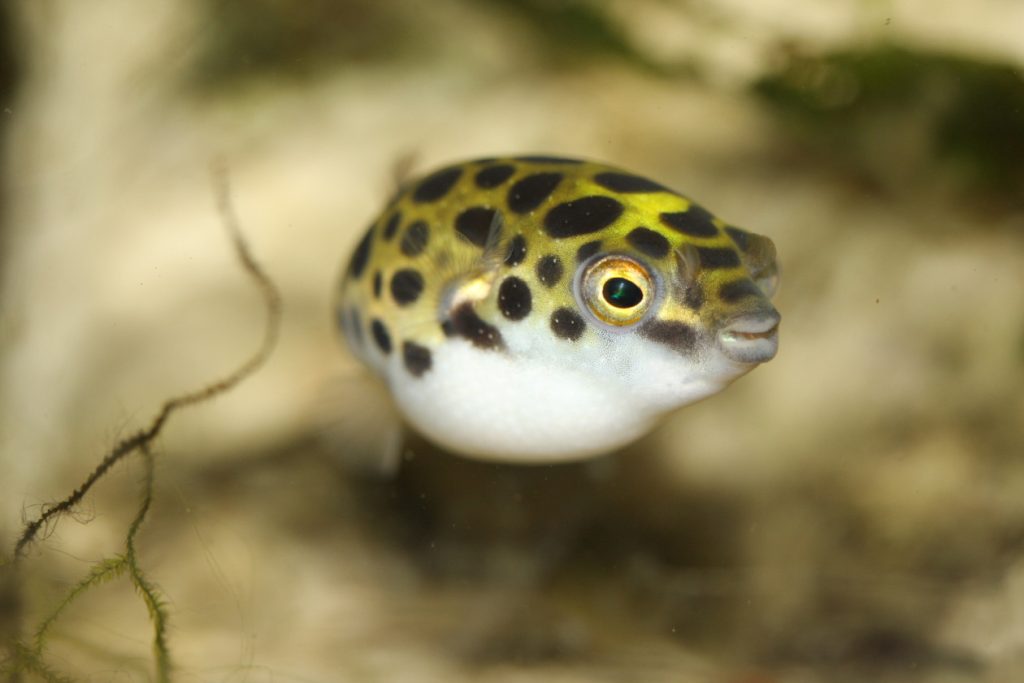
left=388, top=339, right=657, bottom=463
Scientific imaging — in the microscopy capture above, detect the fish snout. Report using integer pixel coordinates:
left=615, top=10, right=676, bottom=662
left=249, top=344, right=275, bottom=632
left=718, top=307, right=781, bottom=363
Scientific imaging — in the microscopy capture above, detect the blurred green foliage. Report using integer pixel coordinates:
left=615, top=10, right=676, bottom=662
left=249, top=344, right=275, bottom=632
left=753, top=45, right=1024, bottom=205
left=478, top=0, right=663, bottom=73
left=190, top=0, right=667, bottom=90
left=191, top=0, right=420, bottom=87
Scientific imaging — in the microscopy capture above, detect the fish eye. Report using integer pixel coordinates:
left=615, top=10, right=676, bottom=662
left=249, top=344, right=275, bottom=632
left=602, top=278, right=644, bottom=308
left=580, top=255, right=655, bottom=326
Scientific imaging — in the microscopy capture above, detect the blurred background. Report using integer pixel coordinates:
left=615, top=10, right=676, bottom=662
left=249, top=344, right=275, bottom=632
left=1, top=1, right=1023, bottom=681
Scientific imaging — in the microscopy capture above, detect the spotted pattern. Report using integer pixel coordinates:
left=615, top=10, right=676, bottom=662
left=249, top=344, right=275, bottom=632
left=594, top=172, right=670, bottom=194
left=451, top=302, right=504, bottom=349
left=348, top=229, right=373, bottom=278
left=371, top=319, right=392, bottom=354
left=456, top=207, right=500, bottom=248
left=337, top=156, right=778, bottom=414
left=544, top=196, right=624, bottom=238
left=660, top=207, right=718, bottom=238
left=508, top=173, right=562, bottom=214
left=504, top=234, right=528, bottom=266
left=403, top=341, right=433, bottom=377
left=696, top=247, right=741, bottom=270
left=725, top=226, right=750, bottom=252
left=382, top=212, right=401, bottom=241
left=413, top=167, right=462, bottom=203
left=498, top=276, right=532, bottom=321
left=719, top=279, right=762, bottom=303
left=536, top=255, right=563, bottom=288
left=550, top=308, right=586, bottom=341
left=642, top=320, right=698, bottom=353
left=400, top=220, right=430, bottom=257
left=576, top=240, right=602, bottom=264
left=390, top=269, right=424, bottom=306
left=626, top=227, right=670, bottom=259
left=475, top=164, right=516, bottom=189
left=683, top=284, right=704, bottom=311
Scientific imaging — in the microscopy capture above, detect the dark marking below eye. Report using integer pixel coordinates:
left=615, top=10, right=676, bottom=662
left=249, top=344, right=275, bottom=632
left=550, top=308, right=586, bottom=341
left=382, top=212, right=402, bottom=241
left=402, top=341, right=433, bottom=377
left=413, top=167, right=462, bottom=203
left=536, top=254, right=564, bottom=288
left=455, top=207, right=500, bottom=248
left=626, top=227, right=670, bottom=259
left=719, top=278, right=762, bottom=303
left=544, top=196, right=624, bottom=238
left=697, top=247, right=741, bottom=269
left=390, top=269, right=425, bottom=306
left=508, top=172, right=563, bottom=213
left=642, top=320, right=698, bottom=354
left=475, top=164, right=516, bottom=189
left=450, top=302, right=505, bottom=350
left=400, top=220, right=430, bottom=257
left=498, top=276, right=532, bottom=321
left=725, top=226, right=750, bottom=252
left=348, top=228, right=373, bottom=279
left=372, top=270, right=382, bottom=299
left=594, top=172, right=670, bottom=194
left=515, top=155, right=583, bottom=164
left=660, top=206, right=719, bottom=238
left=504, top=234, right=528, bottom=266
left=371, top=319, right=392, bottom=354
left=576, top=240, right=602, bottom=264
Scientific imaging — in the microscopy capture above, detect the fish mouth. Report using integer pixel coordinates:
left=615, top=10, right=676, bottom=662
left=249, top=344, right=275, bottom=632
left=718, top=310, right=780, bottom=363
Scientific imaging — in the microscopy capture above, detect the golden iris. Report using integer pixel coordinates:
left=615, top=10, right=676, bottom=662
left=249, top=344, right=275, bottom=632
left=581, top=256, right=654, bottom=326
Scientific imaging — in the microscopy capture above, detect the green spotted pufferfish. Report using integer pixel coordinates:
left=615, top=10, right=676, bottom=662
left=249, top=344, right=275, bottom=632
left=335, top=156, right=780, bottom=464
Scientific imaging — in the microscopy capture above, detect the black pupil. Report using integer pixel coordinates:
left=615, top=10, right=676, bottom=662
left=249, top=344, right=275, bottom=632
left=602, top=277, right=643, bottom=308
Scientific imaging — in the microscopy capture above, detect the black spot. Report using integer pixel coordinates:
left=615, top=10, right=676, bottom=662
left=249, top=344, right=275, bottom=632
left=550, top=308, right=586, bottom=341
left=402, top=341, right=433, bottom=377
left=642, top=320, right=698, bottom=353
left=413, top=166, right=462, bottom=203
left=498, top=276, right=532, bottom=321
left=683, top=284, right=704, bottom=310
left=719, top=278, right=762, bottom=303
left=371, top=319, right=392, bottom=354
left=450, top=302, right=505, bottom=350
left=576, top=240, right=602, bottom=264
left=544, top=196, right=624, bottom=238
left=400, top=220, right=430, bottom=257
left=382, top=212, right=402, bottom=241
left=626, top=227, right=670, bottom=259
left=455, top=207, right=500, bottom=248
left=347, top=228, right=373, bottom=279
left=504, top=234, right=528, bottom=266
left=441, top=319, right=455, bottom=337
left=660, top=206, right=719, bottom=237
left=372, top=270, right=382, bottom=299
left=507, top=172, right=563, bottom=213
left=725, top=226, right=750, bottom=252
left=536, top=255, right=564, bottom=287
left=475, top=164, right=516, bottom=189
left=594, top=172, right=670, bottom=193
left=390, top=269, right=425, bottom=306
left=515, top=155, right=583, bottom=164
left=697, top=247, right=741, bottom=269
